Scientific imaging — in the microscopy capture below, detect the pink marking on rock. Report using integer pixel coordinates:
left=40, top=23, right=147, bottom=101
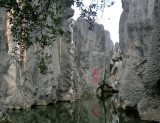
left=93, top=77, right=98, bottom=83
left=93, top=69, right=99, bottom=76
left=93, top=103, right=99, bottom=117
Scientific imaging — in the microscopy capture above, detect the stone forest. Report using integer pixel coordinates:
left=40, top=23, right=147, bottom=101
left=0, top=0, right=160, bottom=123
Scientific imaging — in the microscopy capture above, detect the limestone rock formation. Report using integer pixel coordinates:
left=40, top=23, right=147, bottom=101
left=74, top=18, right=113, bottom=93
left=138, top=0, right=160, bottom=121
left=0, top=6, right=113, bottom=111
left=0, top=7, right=10, bottom=121
left=104, top=42, right=123, bottom=92
left=119, top=0, right=152, bottom=109
left=119, top=0, right=160, bottom=122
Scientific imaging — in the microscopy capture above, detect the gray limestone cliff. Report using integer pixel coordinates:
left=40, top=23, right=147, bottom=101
left=0, top=6, right=113, bottom=112
left=0, top=8, right=10, bottom=121
left=138, top=0, right=160, bottom=121
left=119, top=0, right=160, bottom=122
left=103, top=42, right=123, bottom=92
left=74, top=18, right=113, bottom=93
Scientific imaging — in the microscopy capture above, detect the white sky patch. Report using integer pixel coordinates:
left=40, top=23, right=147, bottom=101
left=72, top=0, right=123, bottom=44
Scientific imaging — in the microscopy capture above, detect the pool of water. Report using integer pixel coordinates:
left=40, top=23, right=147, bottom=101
left=7, top=93, right=153, bottom=123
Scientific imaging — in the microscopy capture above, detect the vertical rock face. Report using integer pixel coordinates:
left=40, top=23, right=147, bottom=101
left=119, top=0, right=160, bottom=121
left=57, top=14, right=81, bottom=101
left=0, top=8, right=8, bottom=100
left=74, top=18, right=113, bottom=93
left=119, top=0, right=153, bottom=109
left=138, top=0, right=160, bottom=121
left=102, top=42, right=123, bottom=92
left=0, top=8, right=9, bottom=121
left=0, top=6, right=113, bottom=110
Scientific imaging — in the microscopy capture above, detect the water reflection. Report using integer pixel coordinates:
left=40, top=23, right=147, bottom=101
left=7, top=93, right=151, bottom=123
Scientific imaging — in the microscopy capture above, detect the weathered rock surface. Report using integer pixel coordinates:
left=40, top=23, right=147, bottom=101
left=74, top=18, right=113, bottom=93
left=138, top=0, right=160, bottom=121
left=119, top=0, right=152, bottom=110
left=119, top=0, right=160, bottom=121
left=0, top=7, right=10, bottom=121
left=0, top=6, right=113, bottom=111
left=104, top=42, right=123, bottom=92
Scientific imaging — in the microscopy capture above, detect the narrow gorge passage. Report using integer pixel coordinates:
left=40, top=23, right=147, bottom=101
left=0, top=0, right=160, bottom=123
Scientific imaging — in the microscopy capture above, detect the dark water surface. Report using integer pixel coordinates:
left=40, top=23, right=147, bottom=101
left=7, top=93, right=153, bottom=123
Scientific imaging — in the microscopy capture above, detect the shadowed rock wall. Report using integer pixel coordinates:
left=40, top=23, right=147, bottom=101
left=138, top=0, right=160, bottom=121
left=0, top=7, right=8, bottom=121
left=119, top=0, right=160, bottom=121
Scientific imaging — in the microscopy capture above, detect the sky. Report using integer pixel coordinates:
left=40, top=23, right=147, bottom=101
left=72, top=0, right=123, bottom=44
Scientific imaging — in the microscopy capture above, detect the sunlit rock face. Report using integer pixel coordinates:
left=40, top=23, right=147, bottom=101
left=0, top=6, right=113, bottom=110
left=119, top=0, right=160, bottom=121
